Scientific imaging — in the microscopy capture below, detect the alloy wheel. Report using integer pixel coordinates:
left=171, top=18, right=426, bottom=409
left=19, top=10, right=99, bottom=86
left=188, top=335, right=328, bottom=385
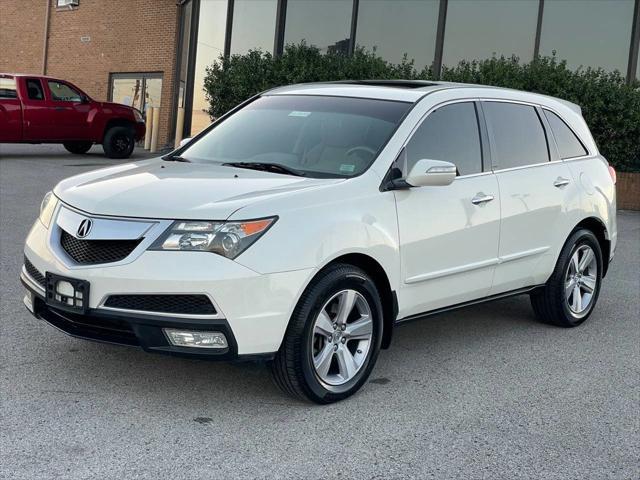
left=565, top=245, right=598, bottom=316
left=311, top=289, right=373, bottom=386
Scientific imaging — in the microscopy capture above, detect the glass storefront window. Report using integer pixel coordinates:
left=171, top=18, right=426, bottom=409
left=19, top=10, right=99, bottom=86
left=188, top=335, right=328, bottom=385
left=442, top=0, right=539, bottom=67
left=191, top=0, right=228, bottom=135
left=284, top=0, right=353, bottom=54
left=230, top=0, right=277, bottom=55
left=356, top=0, right=439, bottom=70
left=109, top=74, right=163, bottom=116
left=539, top=0, right=635, bottom=73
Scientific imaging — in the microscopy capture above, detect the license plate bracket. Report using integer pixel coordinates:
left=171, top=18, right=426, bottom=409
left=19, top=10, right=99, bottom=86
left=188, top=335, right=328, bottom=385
left=45, top=273, right=90, bottom=313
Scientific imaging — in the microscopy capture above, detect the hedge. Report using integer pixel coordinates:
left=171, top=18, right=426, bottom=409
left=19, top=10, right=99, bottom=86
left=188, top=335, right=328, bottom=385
left=203, top=44, right=640, bottom=172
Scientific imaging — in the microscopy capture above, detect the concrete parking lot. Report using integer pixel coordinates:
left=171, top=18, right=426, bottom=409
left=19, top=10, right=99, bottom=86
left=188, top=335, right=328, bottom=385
left=1, top=144, right=638, bottom=479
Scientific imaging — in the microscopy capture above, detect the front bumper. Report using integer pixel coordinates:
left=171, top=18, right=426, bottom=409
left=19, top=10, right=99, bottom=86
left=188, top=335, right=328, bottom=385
left=22, top=277, right=250, bottom=360
left=24, top=217, right=312, bottom=357
left=134, top=122, right=146, bottom=141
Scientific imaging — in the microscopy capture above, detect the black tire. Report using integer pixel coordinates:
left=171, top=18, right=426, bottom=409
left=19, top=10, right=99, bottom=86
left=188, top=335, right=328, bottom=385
left=271, top=264, right=384, bottom=404
left=63, top=141, right=92, bottom=155
left=530, top=229, right=603, bottom=327
left=102, top=125, right=135, bottom=159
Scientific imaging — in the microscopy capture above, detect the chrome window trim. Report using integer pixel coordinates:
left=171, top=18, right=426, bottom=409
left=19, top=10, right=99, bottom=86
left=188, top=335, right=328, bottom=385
left=97, top=292, right=224, bottom=320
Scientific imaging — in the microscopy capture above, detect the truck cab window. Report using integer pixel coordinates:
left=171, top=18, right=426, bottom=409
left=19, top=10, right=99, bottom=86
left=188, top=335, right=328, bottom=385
left=26, top=79, right=44, bottom=101
left=0, top=77, right=18, bottom=99
left=47, top=81, right=82, bottom=102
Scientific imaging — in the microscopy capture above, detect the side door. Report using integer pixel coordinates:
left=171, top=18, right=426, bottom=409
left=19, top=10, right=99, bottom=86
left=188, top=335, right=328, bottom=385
left=45, top=80, right=91, bottom=140
left=0, top=76, right=22, bottom=142
left=20, top=78, right=57, bottom=141
left=482, top=101, right=578, bottom=294
left=395, top=101, right=501, bottom=318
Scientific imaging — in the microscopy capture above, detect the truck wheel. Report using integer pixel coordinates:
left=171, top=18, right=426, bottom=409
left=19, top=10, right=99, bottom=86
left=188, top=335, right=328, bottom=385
left=530, top=229, right=603, bottom=327
left=63, top=141, right=92, bottom=155
left=271, top=264, right=383, bottom=404
left=102, top=126, right=135, bottom=159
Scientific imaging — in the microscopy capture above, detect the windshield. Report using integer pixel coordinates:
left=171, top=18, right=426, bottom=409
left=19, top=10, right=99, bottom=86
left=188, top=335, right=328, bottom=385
left=180, top=95, right=412, bottom=178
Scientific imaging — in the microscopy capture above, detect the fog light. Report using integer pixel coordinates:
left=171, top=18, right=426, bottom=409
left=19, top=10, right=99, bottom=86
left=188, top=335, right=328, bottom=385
left=163, top=329, right=228, bottom=349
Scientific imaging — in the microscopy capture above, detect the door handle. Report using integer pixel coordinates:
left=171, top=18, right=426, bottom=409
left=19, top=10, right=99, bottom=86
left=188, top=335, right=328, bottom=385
left=471, top=193, right=495, bottom=205
left=554, top=177, right=570, bottom=188
left=54, top=107, right=66, bottom=111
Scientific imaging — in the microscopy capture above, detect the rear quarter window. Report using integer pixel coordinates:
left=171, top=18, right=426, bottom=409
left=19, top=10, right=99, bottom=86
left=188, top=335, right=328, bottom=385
left=543, top=109, right=588, bottom=159
left=0, top=78, right=17, bottom=99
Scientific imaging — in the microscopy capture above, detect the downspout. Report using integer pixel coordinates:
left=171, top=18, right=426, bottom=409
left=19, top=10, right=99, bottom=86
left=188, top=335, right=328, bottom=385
left=42, top=0, right=51, bottom=74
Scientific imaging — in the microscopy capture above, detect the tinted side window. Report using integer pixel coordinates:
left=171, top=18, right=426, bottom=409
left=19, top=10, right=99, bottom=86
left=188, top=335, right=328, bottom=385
left=406, top=102, right=482, bottom=176
left=0, top=77, right=17, bottom=99
left=483, top=102, right=549, bottom=169
left=544, top=110, right=588, bottom=159
left=26, top=79, right=44, bottom=101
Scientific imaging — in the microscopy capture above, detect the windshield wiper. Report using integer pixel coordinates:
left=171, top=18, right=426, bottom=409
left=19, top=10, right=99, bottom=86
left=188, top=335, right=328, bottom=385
left=223, top=162, right=306, bottom=177
left=162, top=154, right=190, bottom=162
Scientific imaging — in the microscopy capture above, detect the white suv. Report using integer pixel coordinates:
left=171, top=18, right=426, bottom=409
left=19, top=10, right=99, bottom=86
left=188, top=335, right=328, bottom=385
left=22, top=81, right=617, bottom=403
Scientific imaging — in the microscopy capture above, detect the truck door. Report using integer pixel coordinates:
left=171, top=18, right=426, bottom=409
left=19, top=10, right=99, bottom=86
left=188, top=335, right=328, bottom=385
left=20, top=78, right=56, bottom=141
left=0, top=76, right=22, bottom=142
left=45, top=80, right=91, bottom=141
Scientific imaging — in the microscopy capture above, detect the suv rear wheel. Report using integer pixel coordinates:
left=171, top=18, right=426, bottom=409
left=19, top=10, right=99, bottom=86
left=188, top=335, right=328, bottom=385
left=271, top=264, right=383, bottom=403
left=102, top=125, right=135, bottom=159
left=63, top=141, right=92, bottom=155
left=530, top=229, right=603, bottom=327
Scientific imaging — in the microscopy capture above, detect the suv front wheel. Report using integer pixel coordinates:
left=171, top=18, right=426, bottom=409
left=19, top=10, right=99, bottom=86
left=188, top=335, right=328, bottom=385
left=271, top=264, right=383, bottom=403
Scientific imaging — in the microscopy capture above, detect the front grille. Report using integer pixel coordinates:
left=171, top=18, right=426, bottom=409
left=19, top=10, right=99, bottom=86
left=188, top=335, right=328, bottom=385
left=24, top=256, right=46, bottom=288
left=104, top=294, right=217, bottom=315
left=60, top=229, right=142, bottom=265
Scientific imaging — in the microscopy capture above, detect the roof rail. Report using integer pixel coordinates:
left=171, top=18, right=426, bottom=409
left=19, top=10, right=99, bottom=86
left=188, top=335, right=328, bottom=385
left=328, top=80, right=438, bottom=89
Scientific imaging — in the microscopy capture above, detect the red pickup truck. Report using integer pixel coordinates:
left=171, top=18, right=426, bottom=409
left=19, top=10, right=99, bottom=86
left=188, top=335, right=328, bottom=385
left=0, top=73, right=145, bottom=158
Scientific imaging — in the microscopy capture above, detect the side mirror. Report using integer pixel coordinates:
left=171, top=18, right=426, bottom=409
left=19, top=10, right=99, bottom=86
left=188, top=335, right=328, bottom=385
left=179, top=137, right=192, bottom=148
left=405, top=159, right=457, bottom=187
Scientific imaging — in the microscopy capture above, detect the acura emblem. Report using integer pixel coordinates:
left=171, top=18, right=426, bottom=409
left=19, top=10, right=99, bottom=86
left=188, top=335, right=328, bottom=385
left=76, top=218, right=93, bottom=238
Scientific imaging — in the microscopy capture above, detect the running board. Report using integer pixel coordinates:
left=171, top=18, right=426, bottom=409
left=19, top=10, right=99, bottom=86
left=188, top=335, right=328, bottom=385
left=395, top=285, right=544, bottom=325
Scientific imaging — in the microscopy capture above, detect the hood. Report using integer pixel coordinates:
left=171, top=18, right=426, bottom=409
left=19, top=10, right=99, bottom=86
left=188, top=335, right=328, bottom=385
left=53, top=159, right=342, bottom=220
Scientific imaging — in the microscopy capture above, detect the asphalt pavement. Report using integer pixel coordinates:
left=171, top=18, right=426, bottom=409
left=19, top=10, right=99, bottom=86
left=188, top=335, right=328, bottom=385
left=1, top=144, right=638, bottom=479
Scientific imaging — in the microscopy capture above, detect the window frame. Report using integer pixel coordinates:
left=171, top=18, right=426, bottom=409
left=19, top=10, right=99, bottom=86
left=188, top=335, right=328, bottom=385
left=399, top=98, right=491, bottom=179
left=479, top=99, right=555, bottom=172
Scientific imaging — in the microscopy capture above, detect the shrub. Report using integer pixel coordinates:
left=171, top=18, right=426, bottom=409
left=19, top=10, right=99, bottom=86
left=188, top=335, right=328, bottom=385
left=203, top=44, right=639, bottom=172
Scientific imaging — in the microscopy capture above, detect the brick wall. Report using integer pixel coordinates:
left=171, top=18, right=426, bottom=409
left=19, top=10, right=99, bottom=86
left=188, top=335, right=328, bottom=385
left=0, top=1, right=47, bottom=74
left=1, top=0, right=180, bottom=147
left=617, top=172, right=640, bottom=211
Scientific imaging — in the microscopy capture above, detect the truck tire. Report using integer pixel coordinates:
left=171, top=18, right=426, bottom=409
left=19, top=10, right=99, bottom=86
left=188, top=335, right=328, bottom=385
left=271, top=264, right=383, bottom=404
left=63, top=141, right=92, bottom=155
left=102, top=125, right=135, bottom=159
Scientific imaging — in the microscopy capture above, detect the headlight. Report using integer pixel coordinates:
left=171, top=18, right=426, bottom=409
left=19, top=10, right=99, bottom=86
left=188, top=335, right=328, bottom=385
left=39, top=191, right=58, bottom=228
left=149, top=217, right=277, bottom=259
left=134, top=109, right=144, bottom=123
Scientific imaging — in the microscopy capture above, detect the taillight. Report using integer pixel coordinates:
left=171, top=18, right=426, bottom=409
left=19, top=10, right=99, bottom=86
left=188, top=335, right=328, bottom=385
left=608, top=166, right=617, bottom=184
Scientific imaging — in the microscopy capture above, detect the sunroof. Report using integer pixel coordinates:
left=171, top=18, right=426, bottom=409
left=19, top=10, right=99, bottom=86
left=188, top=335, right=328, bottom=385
left=330, top=80, right=437, bottom=89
